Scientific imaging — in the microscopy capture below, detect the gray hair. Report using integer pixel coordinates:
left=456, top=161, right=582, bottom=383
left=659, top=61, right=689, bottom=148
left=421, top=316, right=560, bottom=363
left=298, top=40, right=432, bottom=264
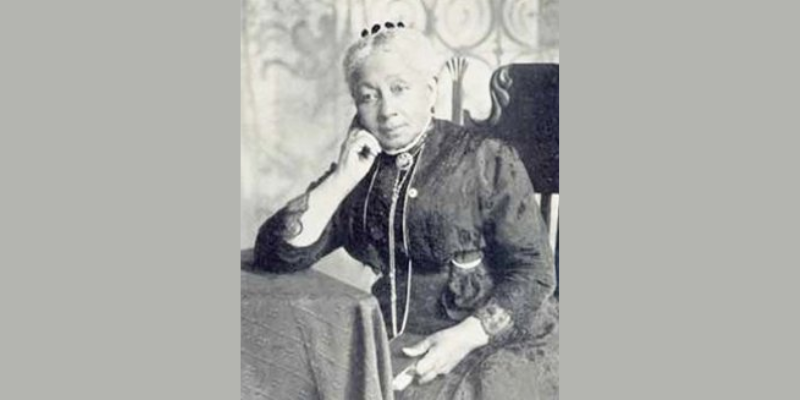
left=342, top=27, right=442, bottom=96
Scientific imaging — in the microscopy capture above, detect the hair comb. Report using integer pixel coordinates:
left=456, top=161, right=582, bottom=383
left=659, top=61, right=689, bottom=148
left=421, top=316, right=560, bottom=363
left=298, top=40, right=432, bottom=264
left=361, top=21, right=405, bottom=38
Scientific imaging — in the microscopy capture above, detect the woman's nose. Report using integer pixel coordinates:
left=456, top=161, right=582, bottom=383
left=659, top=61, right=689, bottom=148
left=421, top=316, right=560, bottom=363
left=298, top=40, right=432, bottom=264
left=378, top=95, right=399, bottom=120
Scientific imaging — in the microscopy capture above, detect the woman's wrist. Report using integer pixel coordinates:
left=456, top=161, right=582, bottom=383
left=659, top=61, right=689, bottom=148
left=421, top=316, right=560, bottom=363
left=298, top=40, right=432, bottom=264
left=284, top=171, right=352, bottom=247
left=460, top=316, right=490, bottom=349
left=312, top=168, right=356, bottom=201
left=329, top=168, right=362, bottom=193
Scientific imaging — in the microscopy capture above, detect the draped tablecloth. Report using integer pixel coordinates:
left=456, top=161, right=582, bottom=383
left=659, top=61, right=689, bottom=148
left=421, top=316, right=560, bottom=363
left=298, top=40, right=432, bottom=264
left=241, top=266, right=395, bottom=400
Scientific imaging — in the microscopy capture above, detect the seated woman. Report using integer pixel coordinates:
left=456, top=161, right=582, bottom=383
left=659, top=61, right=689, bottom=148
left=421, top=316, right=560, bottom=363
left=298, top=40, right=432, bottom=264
left=253, top=23, right=559, bottom=400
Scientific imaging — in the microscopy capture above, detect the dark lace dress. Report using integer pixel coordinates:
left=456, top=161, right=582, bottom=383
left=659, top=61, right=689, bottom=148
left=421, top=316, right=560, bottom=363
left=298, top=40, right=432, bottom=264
left=254, top=119, right=559, bottom=399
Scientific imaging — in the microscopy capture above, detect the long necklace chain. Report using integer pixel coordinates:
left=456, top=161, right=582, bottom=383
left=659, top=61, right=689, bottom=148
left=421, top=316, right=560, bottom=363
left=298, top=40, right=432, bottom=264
left=387, top=141, right=427, bottom=338
left=387, top=159, right=415, bottom=337
left=360, top=130, right=430, bottom=339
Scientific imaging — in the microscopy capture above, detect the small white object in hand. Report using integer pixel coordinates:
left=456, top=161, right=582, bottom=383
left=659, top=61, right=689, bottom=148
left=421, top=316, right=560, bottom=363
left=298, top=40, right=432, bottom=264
left=392, top=365, right=416, bottom=391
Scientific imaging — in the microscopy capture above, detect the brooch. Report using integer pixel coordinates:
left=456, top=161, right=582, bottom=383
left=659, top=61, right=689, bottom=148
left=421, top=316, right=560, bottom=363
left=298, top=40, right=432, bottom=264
left=396, top=152, right=414, bottom=171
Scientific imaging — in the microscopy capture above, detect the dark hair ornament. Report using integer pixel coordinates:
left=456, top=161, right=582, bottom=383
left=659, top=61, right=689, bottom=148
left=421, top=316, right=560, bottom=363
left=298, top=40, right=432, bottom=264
left=360, top=21, right=406, bottom=38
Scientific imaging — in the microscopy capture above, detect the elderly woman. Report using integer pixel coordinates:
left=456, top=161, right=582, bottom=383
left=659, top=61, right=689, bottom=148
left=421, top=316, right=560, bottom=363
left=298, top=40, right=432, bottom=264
left=253, top=24, right=559, bottom=400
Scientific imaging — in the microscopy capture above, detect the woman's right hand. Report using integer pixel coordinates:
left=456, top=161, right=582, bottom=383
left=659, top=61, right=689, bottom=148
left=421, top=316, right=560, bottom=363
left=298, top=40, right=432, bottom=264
left=334, top=124, right=382, bottom=189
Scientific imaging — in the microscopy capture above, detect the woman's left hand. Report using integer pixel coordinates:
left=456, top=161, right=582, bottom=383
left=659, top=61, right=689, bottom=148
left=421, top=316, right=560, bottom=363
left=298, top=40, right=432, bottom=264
left=402, top=316, right=490, bottom=384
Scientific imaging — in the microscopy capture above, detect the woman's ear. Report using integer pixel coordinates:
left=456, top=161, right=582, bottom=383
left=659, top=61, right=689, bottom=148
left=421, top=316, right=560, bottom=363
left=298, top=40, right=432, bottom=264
left=427, top=76, right=439, bottom=110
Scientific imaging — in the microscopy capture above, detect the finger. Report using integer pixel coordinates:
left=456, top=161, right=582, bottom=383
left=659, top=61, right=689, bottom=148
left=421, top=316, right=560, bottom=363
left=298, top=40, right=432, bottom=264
left=403, top=338, right=432, bottom=358
left=350, top=128, right=378, bottom=144
left=358, top=146, right=379, bottom=160
left=348, top=140, right=381, bottom=162
left=342, top=132, right=374, bottom=157
left=346, top=130, right=376, bottom=153
left=345, top=127, right=361, bottom=142
left=349, top=132, right=379, bottom=150
left=442, top=360, right=459, bottom=375
left=342, top=131, right=358, bottom=150
left=417, top=367, right=441, bottom=385
left=359, top=138, right=382, bottom=158
left=361, top=131, right=381, bottom=149
left=413, top=350, right=441, bottom=378
left=341, top=129, right=361, bottom=152
left=347, top=123, right=373, bottom=139
left=342, top=125, right=366, bottom=150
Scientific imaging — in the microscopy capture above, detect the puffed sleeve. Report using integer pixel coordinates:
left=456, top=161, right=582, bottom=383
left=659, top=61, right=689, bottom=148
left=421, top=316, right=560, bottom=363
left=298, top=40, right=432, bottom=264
left=474, top=140, right=556, bottom=340
left=252, top=163, right=347, bottom=273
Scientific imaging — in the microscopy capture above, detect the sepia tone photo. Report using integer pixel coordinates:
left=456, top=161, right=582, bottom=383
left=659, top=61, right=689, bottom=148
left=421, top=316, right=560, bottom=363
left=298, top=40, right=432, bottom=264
left=241, top=1, right=559, bottom=398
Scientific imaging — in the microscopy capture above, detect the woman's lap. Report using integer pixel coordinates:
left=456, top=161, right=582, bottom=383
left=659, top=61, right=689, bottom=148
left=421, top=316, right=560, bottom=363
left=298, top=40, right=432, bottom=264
left=398, top=300, right=559, bottom=400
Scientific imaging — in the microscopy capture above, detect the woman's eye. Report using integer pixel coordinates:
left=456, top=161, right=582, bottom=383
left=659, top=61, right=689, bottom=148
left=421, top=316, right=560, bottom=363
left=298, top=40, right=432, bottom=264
left=391, top=84, right=409, bottom=94
left=359, top=93, right=377, bottom=103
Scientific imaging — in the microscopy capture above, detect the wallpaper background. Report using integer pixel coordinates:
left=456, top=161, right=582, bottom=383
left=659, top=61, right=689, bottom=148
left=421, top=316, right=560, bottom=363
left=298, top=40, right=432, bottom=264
left=241, top=0, right=559, bottom=286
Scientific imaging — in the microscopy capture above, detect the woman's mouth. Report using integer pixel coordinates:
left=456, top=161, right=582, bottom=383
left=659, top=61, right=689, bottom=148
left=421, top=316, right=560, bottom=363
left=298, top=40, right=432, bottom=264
left=380, top=124, right=407, bottom=135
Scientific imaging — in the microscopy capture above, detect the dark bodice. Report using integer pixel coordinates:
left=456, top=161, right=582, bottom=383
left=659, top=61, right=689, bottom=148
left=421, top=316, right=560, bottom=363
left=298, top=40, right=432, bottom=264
left=255, top=119, right=556, bottom=340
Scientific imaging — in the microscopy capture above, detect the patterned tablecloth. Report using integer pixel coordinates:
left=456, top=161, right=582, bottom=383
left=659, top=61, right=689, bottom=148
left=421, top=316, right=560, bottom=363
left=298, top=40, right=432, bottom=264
left=241, top=266, right=395, bottom=400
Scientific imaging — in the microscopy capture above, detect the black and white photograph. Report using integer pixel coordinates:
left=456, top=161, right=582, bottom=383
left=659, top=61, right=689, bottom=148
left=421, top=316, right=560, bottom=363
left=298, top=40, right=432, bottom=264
left=240, top=1, right=559, bottom=398
left=11, top=1, right=800, bottom=399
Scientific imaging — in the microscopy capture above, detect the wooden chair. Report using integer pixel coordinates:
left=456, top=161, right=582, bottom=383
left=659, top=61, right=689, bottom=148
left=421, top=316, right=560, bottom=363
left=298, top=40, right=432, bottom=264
left=446, top=60, right=560, bottom=297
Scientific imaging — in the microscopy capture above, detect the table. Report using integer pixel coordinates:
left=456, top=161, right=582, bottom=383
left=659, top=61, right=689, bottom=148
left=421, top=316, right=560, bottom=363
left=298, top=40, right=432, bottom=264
left=241, top=256, right=396, bottom=400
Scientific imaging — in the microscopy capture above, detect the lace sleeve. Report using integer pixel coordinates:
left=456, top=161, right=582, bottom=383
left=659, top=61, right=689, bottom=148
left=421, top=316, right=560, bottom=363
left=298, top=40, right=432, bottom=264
left=474, top=140, right=556, bottom=340
left=253, top=164, right=346, bottom=273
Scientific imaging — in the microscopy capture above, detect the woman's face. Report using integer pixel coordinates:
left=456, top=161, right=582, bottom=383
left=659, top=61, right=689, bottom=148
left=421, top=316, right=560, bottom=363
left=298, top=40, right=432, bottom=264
left=352, top=51, right=436, bottom=152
